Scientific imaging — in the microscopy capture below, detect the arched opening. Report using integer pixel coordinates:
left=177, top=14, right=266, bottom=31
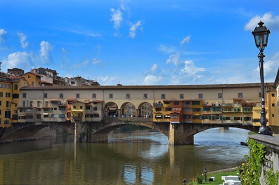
left=194, top=127, right=250, bottom=146
left=138, top=102, right=153, bottom=118
left=120, top=102, right=136, bottom=118
left=104, top=102, right=118, bottom=118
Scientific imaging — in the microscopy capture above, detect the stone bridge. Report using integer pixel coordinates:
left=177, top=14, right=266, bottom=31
left=0, top=118, right=259, bottom=145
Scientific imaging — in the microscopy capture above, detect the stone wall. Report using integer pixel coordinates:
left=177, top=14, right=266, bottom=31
left=248, top=134, right=279, bottom=184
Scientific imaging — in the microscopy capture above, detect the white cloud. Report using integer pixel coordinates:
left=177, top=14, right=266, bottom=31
left=144, top=75, right=162, bottom=85
left=180, top=35, right=191, bottom=45
left=2, top=51, right=32, bottom=69
left=0, top=28, right=7, bottom=44
left=40, top=41, right=53, bottom=63
left=245, top=13, right=279, bottom=31
left=56, top=28, right=101, bottom=37
left=129, top=20, right=142, bottom=38
left=180, top=60, right=206, bottom=75
left=158, top=44, right=176, bottom=54
left=17, top=32, right=29, bottom=49
left=110, top=8, right=123, bottom=35
left=98, top=76, right=117, bottom=85
left=166, top=52, right=181, bottom=65
left=151, top=64, right=158, bottom=72
left=255, top=51, right=279, bottom=79
left=92, top=58, right=101, bottom=65
left=120, top=0, right=130, bottom=11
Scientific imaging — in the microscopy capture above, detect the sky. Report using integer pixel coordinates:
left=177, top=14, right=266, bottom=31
left=0, top=0, right=279, bottom=85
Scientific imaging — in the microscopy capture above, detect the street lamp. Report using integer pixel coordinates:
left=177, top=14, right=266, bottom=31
left=252, top=21, right=273, bottom=136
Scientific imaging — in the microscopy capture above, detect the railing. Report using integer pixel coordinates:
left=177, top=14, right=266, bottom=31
left=104, top=117, right=153, bottom=123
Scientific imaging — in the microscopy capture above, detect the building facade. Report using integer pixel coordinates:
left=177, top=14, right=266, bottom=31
left=0, top=77, right=27, bottom=127
left=16, top=83, right=278, bottom=127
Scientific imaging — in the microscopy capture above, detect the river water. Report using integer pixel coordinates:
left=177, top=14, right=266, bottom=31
left=0, top=127, right=249, bottom=185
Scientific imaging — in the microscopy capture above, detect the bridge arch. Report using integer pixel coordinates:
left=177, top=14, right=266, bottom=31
left=138, top=102, right=153, bottom=118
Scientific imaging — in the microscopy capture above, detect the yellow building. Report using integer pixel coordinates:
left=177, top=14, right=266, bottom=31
left=252, top=91, right=278, bottom=127
left=153, top=101, right=172, bottom=122
left=22, top=72, right=41, bottom=86
left=71, top=101, right=86, bottom=122
left=0, top=76, right=27, bottom=127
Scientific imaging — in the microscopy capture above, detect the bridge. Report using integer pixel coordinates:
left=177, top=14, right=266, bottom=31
left=0, top=117, right=259, bottom=145
left=1, top=83, right=277, bottom=144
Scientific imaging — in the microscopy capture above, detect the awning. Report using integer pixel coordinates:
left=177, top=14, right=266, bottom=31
left=43, top=113, right=49, bottom=115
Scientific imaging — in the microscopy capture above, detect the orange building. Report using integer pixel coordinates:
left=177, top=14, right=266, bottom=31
left=22, top=72, right=42, bottom=86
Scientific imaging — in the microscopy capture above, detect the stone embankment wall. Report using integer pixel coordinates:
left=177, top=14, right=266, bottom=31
left=248, top=134, right=279, bottom=184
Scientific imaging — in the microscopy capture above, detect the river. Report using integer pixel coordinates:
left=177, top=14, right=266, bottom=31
left=0, top=127, right=249, bottom=185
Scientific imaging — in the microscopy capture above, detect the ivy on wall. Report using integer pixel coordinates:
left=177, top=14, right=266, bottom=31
left=240, top=139, right=278, bottom=185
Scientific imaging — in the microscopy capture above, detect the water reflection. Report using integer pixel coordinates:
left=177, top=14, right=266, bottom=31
left=0, top=127, right=249, bottom=185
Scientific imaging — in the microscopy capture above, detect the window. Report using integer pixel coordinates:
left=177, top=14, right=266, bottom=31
left=45, top=101, right=49, bottom=107
left=5, top=93, right=10, bottom=97
left=37, top=101, right=41, bottom=107
left=76, top=94, right=80, bottom=98
left=183, top=114, right=191, bottom=119
left=161, top=94, right=165, bottom=99
left=272, top=103, right=275, bottom=107
left=80, top=106, right=83, bottom=109
left=59, top=114, right=65, bottom=118
left=22, top=101, right=25, bottom=107
left=155, top=108, right=161, bottom=111
left=12, top=94, right=19, bottom=98
left=59, top=93, right=63, bottom=99
left=198, top=93, right=203, bottom=99
left=165, top=107, right=172, bottom=111
left=36, top=114, right=41, bottom=119
left=238, top=93, right=243, bottom=98
left=109, top=94, right=113, bottom=99
left=192, top=101, right=200, bottom=105
left=172, top=115, right=178, bottom=119
left=86, top=106, right=91, bottom=110
left=272, top=114, right=274, bottom=117
left=44, top=93, right=47, bottom=98
left=92, top=93, right=96, bottom=99
left=30, top=101, right=33, bottom=107
left=14, top=84, right=18, bottom=90
left=126, top=94, right=130, bottom=99
left=0, top=92, right=2, bottom=97
left=59, top=107, right=66, bottom=111
left=185, top=101, right=191, bottom=105
left=31, top=82, right=34, bottom=86
left=93, top=107, right=97, bottom=111
left=5, top=111, right=11, bottom=118
left=143, top=94, right=147, bottom=99
left=6, top=101, right=9, bottom=108
left=174, top=102, right=179, bottom=105
left=23, top=93, right=26, bottom=98
left=272, top=93, right=275, bottom=97
left=192, top=115, right=200, bottom=120
left=73, top=106, right=76, bottom=109
left=259, top=92, right=261, bottom=98
left=180, top=94, right=184, bottom=99
left=0, top=101, right=1, bottom=106
left=218, top=93, right=223, bottom=99
left=164, top=101, right=170, bottom=104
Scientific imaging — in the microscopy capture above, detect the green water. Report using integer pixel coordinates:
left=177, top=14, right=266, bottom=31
left=0, top=128, right=249, bottom=185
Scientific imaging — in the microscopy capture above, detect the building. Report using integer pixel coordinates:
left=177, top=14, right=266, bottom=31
left=22, top=72, right=42, bottom=86
left=7, top=68, right=24, bottom=76
left=16, top=83, right=279, bottom=128
left=0, top=76, right=28, bottom=127
left=65, top=76, right=99, bottom=86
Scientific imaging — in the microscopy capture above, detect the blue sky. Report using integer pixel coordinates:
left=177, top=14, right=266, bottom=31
left=0, top=0, right=279, bottom=85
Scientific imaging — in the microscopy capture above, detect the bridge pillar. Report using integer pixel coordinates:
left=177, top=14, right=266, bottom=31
left=168, top=123, right=194, bottom=145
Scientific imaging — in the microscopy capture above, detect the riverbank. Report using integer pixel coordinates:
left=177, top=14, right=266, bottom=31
left=187, top=167, right=240, bottom=184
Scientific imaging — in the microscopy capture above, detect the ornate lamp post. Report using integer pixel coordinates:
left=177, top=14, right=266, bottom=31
left=252, top=21, right=273, bottom=136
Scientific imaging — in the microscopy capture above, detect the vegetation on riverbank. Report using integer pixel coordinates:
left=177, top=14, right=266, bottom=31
left=186, top=168, right=239, bottom=184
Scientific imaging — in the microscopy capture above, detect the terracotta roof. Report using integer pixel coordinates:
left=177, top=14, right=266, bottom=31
left=20, top=82, right=273, bottom=91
